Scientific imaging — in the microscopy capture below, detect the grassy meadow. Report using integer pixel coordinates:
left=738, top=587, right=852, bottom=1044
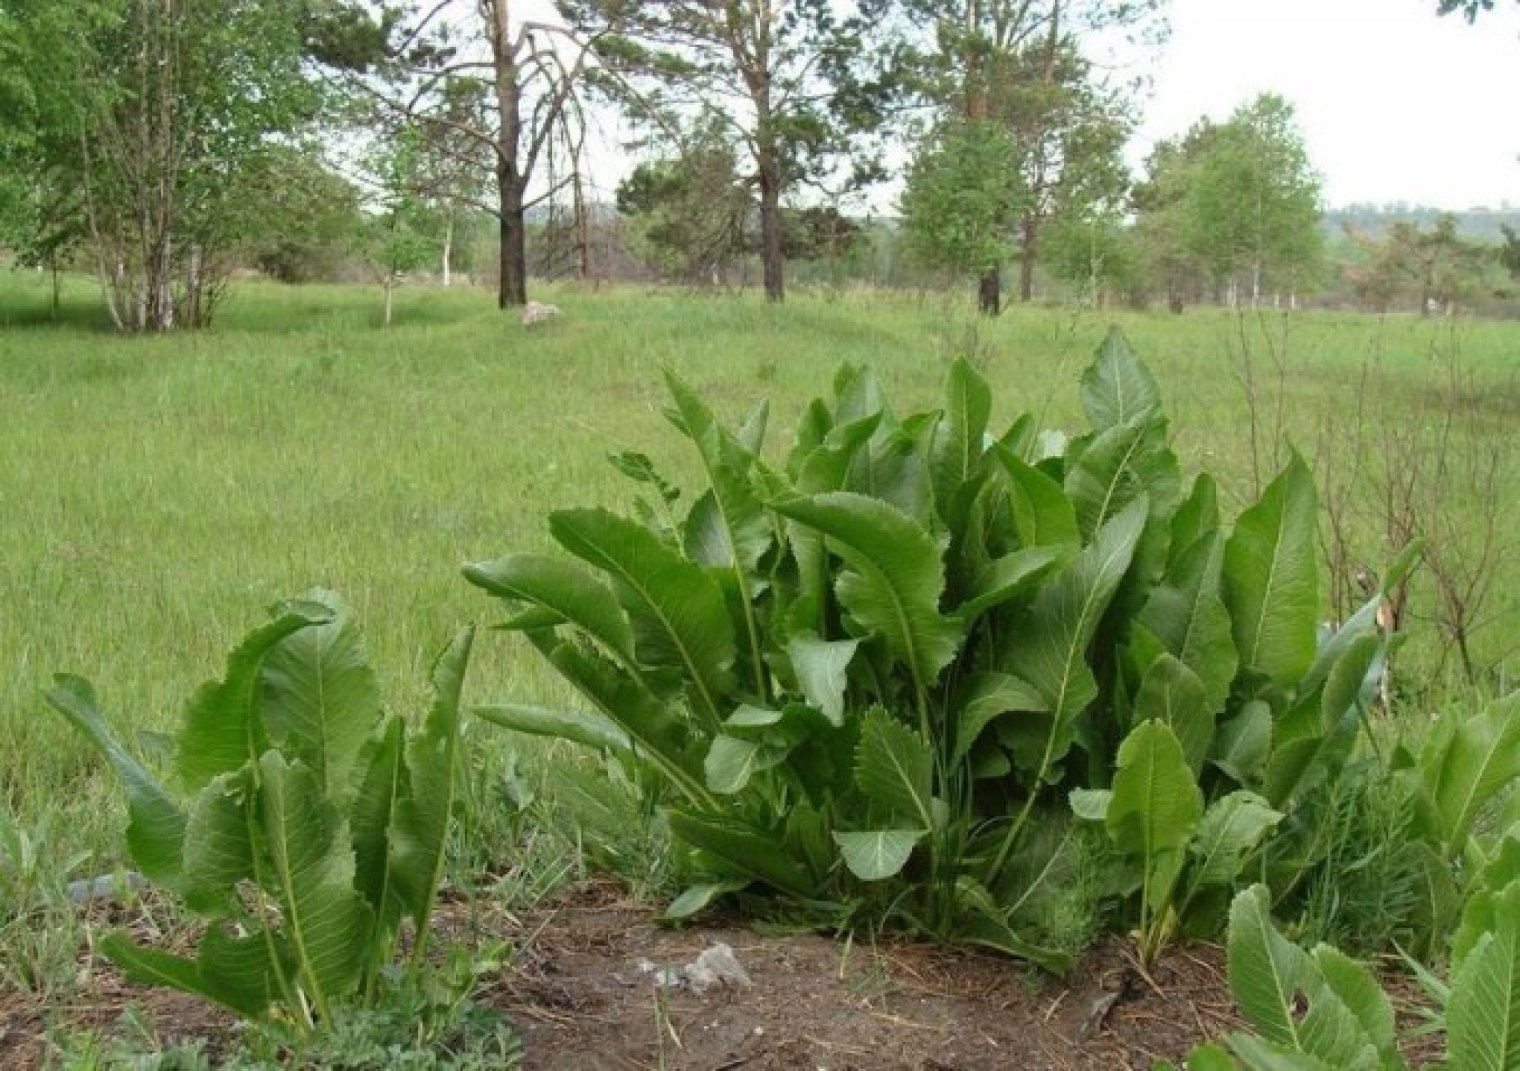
left=2, top=267, right=1518, bottom=919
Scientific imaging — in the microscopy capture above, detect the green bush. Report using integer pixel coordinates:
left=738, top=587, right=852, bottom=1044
left=49, top=593, right=476, bottom=1036
left=466, top=332, right=1409, bottom=967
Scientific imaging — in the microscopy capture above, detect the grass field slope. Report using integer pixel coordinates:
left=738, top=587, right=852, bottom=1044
left=2, top=270, right=1517, bottom=880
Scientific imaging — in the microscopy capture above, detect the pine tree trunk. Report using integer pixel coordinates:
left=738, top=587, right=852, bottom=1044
left=758, top=146, right=784, bottom=303
left=442, top=214, right=453, bottom=287
left=498, top=179, right=528, bottom=308
left=490, top=0, right=527, bottom=308
left=1017, top=221, right=1037, bottom=303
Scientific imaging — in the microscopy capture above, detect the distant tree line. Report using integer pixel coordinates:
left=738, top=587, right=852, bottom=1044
left=0, top=0, right=1512, bottom=328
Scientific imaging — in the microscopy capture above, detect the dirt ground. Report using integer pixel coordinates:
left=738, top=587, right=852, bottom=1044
left=1, top=879, right=1249, bottom=1069
left=489, top=882, right=1238, bottom=1071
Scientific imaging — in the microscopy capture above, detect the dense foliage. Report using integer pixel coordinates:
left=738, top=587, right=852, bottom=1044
left=49, top=593, right=474, bottom=1034
left=466, top=332, right=1410, bottom=967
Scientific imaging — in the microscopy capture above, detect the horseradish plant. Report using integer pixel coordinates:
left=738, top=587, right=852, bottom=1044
left=467, top=333, right=1402, bottom=967
left=1173, top=850, right=1520, bottom=1070
left=50, top=593, right=472, bottom=1033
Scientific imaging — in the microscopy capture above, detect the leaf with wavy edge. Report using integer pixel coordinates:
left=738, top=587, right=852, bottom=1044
left=1065, top=415, right=1178, bottom=541
left=101, top=928, right=283, bottom=1020
left=1421, top=693, right=1520, bottom=856
left=1228, top=885, right=1314, bottom=1049
left=551, top=508, right=735, bottom=728
left=930, top=357, right=992, bottom=523
left=991, top=444, right=1079, bottom=549
left=351, top=714, right=407, bottom=964
left=177, top=603, right=331, bottom=792
left=47, top=675, right=186, bottom=887
left=666, top=371, right=772, bottom=696
left=1449, top=881, right=1520, bottom=1071
left=786, top=633, right=858, bottom=727
left=1108, top=720, right=1203, bottom=945
left=1133, top=655, right=1214, bottom=776
left=1006, top=497, right=1148, bottom=761
left=834, top=829, right=925, bottom=881
left=1185, top=791, right=1281, bottom=898
left=260, top=590, right=379, bottom=798
left=258, top=751, right=370, bottom=1019
left=1139, top=530, right=1237, bottom=712
left=855, top=707, right=935, bottom=829
left=391, top=629, right=472, bottom=960
left=464, top=553, right=634, bottom=664
left=1223, top=454, right=1319, bottom=689
left=773, top=492, right=962, bottom=701
left=1081, top=328, right=1162, bottom=431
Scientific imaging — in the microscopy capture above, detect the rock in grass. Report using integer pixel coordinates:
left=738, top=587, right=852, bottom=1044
left=522, top=301, right=561, bottom=328
left=67, top=871, right=146, bottom=907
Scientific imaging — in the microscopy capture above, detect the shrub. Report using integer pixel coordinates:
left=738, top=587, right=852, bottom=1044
left=466, top=332, right=1409, bottom=967
left=49, top=592, right=476, bottom=1036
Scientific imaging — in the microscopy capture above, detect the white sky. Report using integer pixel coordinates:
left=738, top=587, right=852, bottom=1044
left=1133, top=0, right=1520, bottom=210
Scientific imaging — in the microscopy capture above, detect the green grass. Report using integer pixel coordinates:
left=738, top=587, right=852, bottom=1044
left=1, top=268, right=1517, bottom=918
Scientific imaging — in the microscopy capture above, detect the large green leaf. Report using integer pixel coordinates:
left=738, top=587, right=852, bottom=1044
left=551, top=508, right=735, bottom=727
left=259, top=591, right=378, bottom=797
left=257, top=751, right=370, bottom=1018
left=177, top=604, right=330, bottom=791
left=1170, top=474, right=1221, bottom=571
left=1301, top=541, right=1422, bottom=696
left=1214, top=701, right=1273, bottom=784
left=1064, top=415, right=1179, bottom=541
left=1223, top=455, right=1319, bottom=689
left=1454, top=836, right=1520, bottom=963
left=533, top=633, right=709, bottom=805
left=666, top=371, right=772, bottom=694
left=180, top=769, right=256, bottom=914
left=705, top=734, right=785, bottom=794
left=950, top=672, right=1047, bottom=768
left=46, top=675, right=186, bottom=886
left=833, top=829, right=925, bottom=881
left=350, top=714, right=407, bottom=944
left=1187, top=791, right=1281, bottom=890
left=992, top=445, right=1080, bottom=549
left=1138, top=531, right=1238, bottom=711
left=100, top=930, right=280, bottom=1020
left=930, top=357, right=992, bottom=522
left=958, top=545, right=1068, bottom=622
left=787, top=413, right=884, bottom=635
left=845, top=420, right=935, bottom=525
left=1421, top=694, right=1520, bottom=856
left=665, top=811, right=815, bottom=898
left=463, top=553, right=634, bottom=664
left=1264, top=633, right=1378, bottom=808
left=772, top=492, right=962, bottom=697
left=1448, top=882, right=1520, bottom=1071
left=1228, top=885, right=1313, bottom=1050
left=1005, top=496, right=1148, bottom=769
left=1107, top=720, right=1203, bottom=917
left=1310, top=945, right=1399, bottom=1069
left=391, top=628, right=472, bottom=950
left=1080, top=328, right=1162, bottom=431
left=473, top=702, right=631, bottom=753
left=855, top=708, right=935, bottom=830
left=1133, top=655, right=1214, bottom=776
left=785, top=633, right=858, bottom=727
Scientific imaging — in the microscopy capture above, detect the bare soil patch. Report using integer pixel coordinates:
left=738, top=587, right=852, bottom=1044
left=488, top=882, right=1239, bottom=1070
left=4, top=881, right=1247, bottom=1069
